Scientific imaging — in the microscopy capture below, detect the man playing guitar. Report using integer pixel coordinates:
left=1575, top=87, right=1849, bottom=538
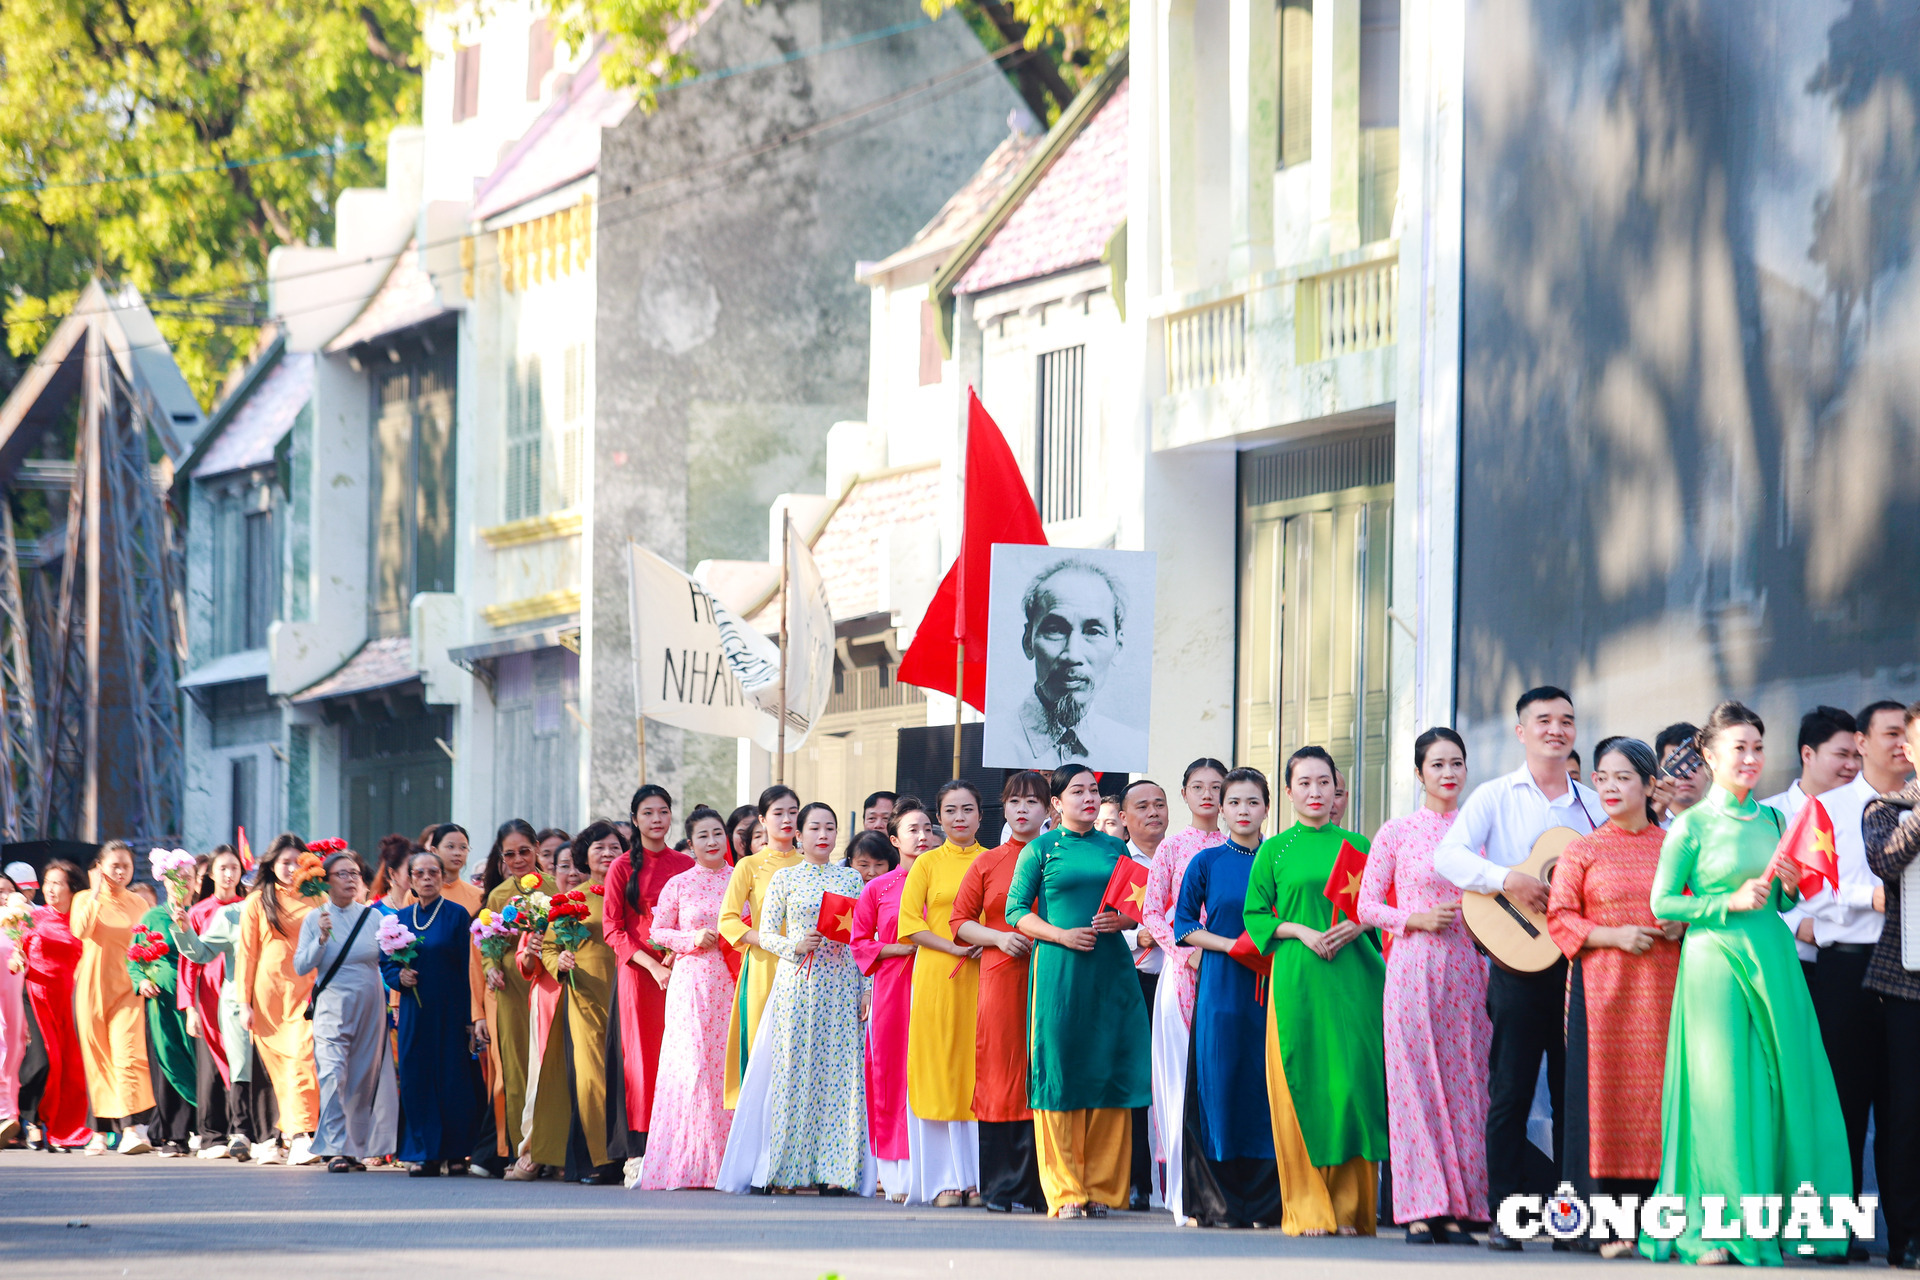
left=1433, top=686, right=1601, bottom=1250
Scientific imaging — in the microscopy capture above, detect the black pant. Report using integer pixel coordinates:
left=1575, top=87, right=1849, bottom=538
left=1881, top=995, right=1920, bottom=1262
left=1807, top=948, right=1889, bottom=1198
left=193, top=1031, right=254, bottom=1145
left=978, top=1119, right=1046, bottom=1211
left=247, top=1038, right=280, bottom=1140
left=145, top=1019, right=195, bottom=1147
left=16, top=993, right=48, bottom=1130
left=1486, top=960, right=1566, bottom=1211
left=1131, top=969, right=1158, bottom=1202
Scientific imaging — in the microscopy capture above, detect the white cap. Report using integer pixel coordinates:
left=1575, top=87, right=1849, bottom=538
left=3, top=861, right=36, bottom=886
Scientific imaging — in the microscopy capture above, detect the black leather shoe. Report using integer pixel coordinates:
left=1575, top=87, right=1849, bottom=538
left=1896, top=1241, right=1920, bottom=1271
left=1486, top=1227, right=1523, bottom=1252
left=1128, top=1190, right=1151, bottom=1212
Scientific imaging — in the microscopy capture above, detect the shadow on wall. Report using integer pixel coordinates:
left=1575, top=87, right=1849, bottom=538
left=1459, top=0, right=1920, bottom=736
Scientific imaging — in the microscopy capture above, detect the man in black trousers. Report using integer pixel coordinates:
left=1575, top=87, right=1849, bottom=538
left=1433, top=687, right=1602, bottom=1250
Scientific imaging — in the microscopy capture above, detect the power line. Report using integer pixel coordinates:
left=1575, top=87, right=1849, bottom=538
left=0, top=142, right=368, bottom=199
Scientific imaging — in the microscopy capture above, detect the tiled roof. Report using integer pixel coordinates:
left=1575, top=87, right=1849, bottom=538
left=745, top=462, right=943, bottom=629
left=193, top=352, right=312, bottom=478
left=866, top=130, right=1045, bottom=276
left=471, top=44, right=635, bottom=223
left=323, top=239, right=452, bottom=353
left=954, top=76, right=1129, bottom=295
left=292, top=636, right=419, bottom=703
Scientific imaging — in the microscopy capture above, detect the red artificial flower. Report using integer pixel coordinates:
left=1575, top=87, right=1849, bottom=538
left=588, top=884, right=605, bottom=897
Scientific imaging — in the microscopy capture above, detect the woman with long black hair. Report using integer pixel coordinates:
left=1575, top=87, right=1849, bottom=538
left=603, top=784, right=693, bottom=1179
left=717, top=785, right=802, bottom=1108
left=237, top=834, right=321, bottom=1165
left=482, top=818, right=554, bottom=1179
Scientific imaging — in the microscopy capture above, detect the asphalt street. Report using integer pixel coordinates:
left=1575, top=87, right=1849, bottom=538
left=2, top=1149, right=1679, bottom=1280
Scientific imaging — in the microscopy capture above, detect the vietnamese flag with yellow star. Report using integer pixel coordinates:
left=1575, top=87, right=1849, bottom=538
left=1322, top=839, right=1370, bottom=925
left=1773, top=796, right=1842, bottom=921
left=1100, top=854, right=1152, bottom=920
left=816, top=892, right=860, bottom=946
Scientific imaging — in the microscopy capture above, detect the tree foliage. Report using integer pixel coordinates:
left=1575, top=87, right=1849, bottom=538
left=0, top=0, right=422, bottom=405
left=559, top=0, right=1125, bottom=123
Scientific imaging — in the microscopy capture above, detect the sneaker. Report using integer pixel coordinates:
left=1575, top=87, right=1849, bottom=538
left=120, top=1126, right=152, bottom=1155
left=187, top=1133, right=203, bottom=1152
left=622, top=1157, right=645, bottom=1189
left=83, top=1134, right=110, bottom=1157
left=252, top=1141, right=285, bottom=1165
left=196, top=1144, right=232, bottom=1160
left=228, top=1137, right=252, bottom=1161
left=154, top=1143, right=184, bottom=1158
left=287, top=1135, right=322, bottom=1166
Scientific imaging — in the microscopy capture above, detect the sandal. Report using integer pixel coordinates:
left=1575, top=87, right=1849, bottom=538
left=1600, top=1241, right=1637, bottom=1260
left=327, top=1157, right=353, bottom=1173
left=1698, top=1248, right=1733, bottom=1266
left=1406, top=1221, right=1437, bottom=1244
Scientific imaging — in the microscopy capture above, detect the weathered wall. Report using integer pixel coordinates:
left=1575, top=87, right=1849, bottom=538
left=1459, top=0, right=1920, bottom=787
left=589, top=0, right=1022, bottom=815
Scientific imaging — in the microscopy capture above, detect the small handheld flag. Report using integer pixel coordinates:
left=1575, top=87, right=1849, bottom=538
left=804, top=891, right=860, bottom=975
left=1228, top=930, right=1272, bottom=1005
left=1101, top=855, right=1152, bottom=920
left=1773, top=797, right=1842, bottom=922
left=1322, top=839, right=1370, bottom=925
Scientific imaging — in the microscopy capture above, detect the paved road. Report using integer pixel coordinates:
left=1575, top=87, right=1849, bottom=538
left=0, top=1150, right=1659, bottom=1280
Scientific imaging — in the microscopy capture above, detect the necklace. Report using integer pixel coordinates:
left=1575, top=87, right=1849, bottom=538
left=410, top=894, right=446, bottom=933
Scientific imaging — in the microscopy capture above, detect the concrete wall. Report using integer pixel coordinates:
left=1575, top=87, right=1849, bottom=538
left=1459, top=0, right=1920, bottom=790
left=588, top=0, right=1022, bottom=817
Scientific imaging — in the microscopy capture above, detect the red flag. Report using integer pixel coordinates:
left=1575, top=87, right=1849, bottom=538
left=1774, top=797, right=1841, bottom=905
left=1101, top=855, right=1151, bottom=918
left=237, top=826, right=253, bottom=871
left=816, top=892, right=860, bottom=946
left=1322, top=839, right=1370, bottom=924
left=1228, top=930, right=1272, bottom=1005
left=896, top=391, right=1048, bottom=710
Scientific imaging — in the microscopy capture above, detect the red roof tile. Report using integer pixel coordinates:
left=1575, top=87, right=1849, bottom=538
left=954, top=76, right=1129, bottom=295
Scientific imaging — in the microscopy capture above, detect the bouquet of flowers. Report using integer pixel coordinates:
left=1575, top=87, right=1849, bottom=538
left=497, top=872, right=551, bottom=938
left=377, top=915, right=421, bottom=1005
left=1, top=892, right=33, bottom=950
left=148, top=848, right=197, bottom=906
left=296, top=838, right=348, bottom=899
left=547, top=884, right=604, bottom=987
left=471, top=909, right=518, bottom=971
left=128, top=927, right=171, bottom=986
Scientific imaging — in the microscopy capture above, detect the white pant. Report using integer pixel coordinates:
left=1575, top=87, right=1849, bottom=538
left=904, top=1111, right=979, bottom=1205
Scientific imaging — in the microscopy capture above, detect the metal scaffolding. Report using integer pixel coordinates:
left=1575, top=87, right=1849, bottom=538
left=0, top=282, right=201, bottom=847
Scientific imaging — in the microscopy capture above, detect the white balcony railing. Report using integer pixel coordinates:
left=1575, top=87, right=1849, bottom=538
left=1164, top=297, right=1246, bottom=394
left=1296, top=257, right=1398, bottom=363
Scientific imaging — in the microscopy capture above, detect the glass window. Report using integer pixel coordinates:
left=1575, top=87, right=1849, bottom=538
left=1034, top=345, right=1086, bottom=524
left=369, top=340, right=459, bottom=637
left=1278, top=0, right=1314, bottom=169
left=1360, top=0, right=1401, bottom=243
left=505, top=355, right=543, bottom=522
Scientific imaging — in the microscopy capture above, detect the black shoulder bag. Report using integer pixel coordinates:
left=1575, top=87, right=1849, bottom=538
left=305, top=907, right=372, bottom=1021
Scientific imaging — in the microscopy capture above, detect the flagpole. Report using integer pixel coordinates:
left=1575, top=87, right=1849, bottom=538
left=636, top=715, right=647, bottom=787
left=952, top=392, right=970, bottom=783
left=777, top=509, right=790, bottom=786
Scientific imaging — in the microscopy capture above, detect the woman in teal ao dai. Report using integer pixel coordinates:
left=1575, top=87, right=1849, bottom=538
left=1640, top=702, right=1851, bottom=1266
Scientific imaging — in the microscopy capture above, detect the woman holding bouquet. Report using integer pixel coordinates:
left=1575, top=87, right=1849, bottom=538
left=640, top=806, right=735, bottom=1189
left=173, top=847, right=252, bottom=1159
left=10, top=860, right=92, bottom=1149
left=481, top=819, right=554, bottom=1178
left=380, top=850, right=484, bottom=1176
left=130, top=874, right=197, bottom=1156
left=237, top=834, right=322, bottom=1165
left=297, top=851, right=397, bottom=1170
left=537, top=822, right=624, bottom=1184
left=603, top=785, right=693, bottom=1175
left=71, top=841, right=156, bottom=1154
left=748, top=801, right=868, bottom=1192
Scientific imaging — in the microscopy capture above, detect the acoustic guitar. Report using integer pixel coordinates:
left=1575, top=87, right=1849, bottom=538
left=1461, top=826, right=1579, bottom=973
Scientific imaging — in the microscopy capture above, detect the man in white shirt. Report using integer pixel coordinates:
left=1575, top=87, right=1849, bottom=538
left=1432, top=686, right=1602, bottom=1250
left=1789, top=699, right=1909, bottom=1233
left=1119, top=778, right=1169, bottom=1212
left=1763, top=707, right=1862, bottom=968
